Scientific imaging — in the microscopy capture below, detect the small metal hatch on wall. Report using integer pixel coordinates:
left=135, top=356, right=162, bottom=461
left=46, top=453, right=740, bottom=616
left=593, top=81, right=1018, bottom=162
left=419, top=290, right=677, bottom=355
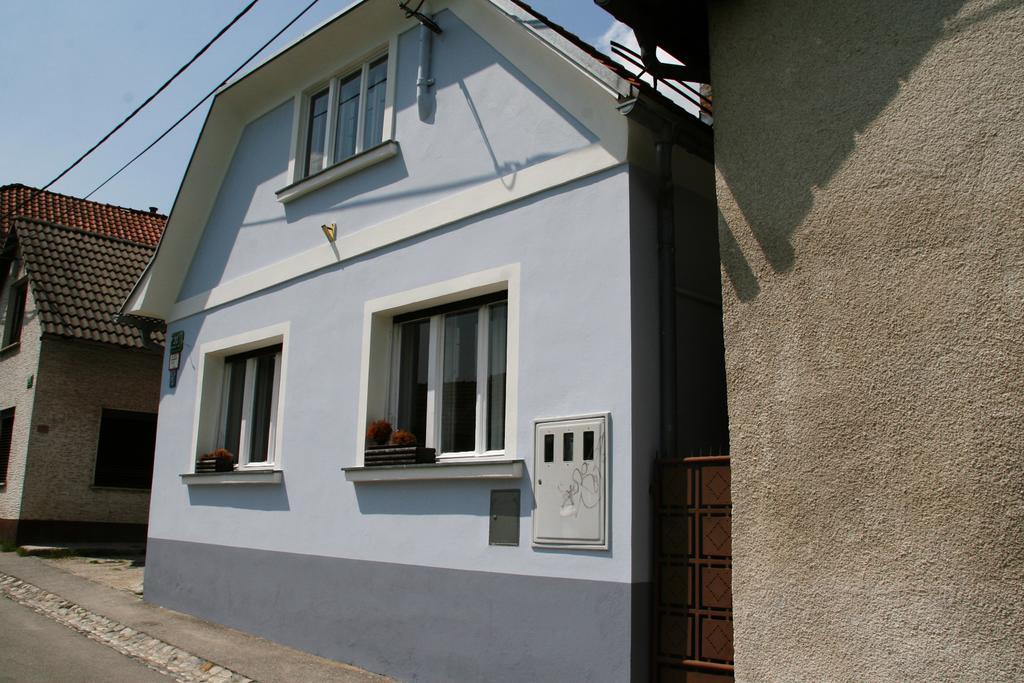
left=532, top=413, right=609, bottom=550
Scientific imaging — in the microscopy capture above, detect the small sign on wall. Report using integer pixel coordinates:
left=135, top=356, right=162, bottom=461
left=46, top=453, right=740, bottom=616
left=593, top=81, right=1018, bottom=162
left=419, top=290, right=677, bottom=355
left=168, top=331, right=184, bottom=388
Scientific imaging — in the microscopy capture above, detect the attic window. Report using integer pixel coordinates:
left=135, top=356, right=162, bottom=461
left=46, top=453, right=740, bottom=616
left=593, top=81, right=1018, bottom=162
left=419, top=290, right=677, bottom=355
left=2, top=278, right=27, bottom=348
left=300, top=53, right=393, bottom=179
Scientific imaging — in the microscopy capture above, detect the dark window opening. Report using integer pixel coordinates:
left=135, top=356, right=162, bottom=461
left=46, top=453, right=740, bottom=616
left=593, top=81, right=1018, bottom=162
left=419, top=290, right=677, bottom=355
left=0, top=408, right=14, bottom=484
left=3, top=280, right=27, bottom=347
left=93, top=409, right=157, bottom=489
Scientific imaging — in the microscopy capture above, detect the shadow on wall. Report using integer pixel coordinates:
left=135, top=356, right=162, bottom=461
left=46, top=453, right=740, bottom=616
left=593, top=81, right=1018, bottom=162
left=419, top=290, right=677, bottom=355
left=354, top=479, right=531, bottom=517
left=187, top=484, right=290, bottom=511
left=713, top=0, right=973, bottom=301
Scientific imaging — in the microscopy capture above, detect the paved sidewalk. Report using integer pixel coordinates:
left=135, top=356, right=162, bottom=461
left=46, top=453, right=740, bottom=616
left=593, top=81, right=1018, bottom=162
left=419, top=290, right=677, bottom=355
left=0, top=551, right=390, bottom=682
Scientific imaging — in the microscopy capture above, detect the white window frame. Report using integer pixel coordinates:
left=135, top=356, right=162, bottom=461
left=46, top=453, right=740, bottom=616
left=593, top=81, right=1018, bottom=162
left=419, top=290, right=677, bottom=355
left=293, top=40, right=398, bottom=182
left=217, top=347, right=283, bottom=468
left=356, top=265, right=521, bottom=466
left=388, top=297, right=508, bottom=459
left=189, top=323, right=290, bottom=473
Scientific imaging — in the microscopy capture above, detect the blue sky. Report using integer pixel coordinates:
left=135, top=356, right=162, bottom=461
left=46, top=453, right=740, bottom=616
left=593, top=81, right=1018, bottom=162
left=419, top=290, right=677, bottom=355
left=0, top=0, right=624, bottom=214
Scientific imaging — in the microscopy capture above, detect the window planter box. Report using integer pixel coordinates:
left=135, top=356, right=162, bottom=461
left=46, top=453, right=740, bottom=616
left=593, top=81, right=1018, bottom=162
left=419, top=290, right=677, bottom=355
left=195, top=459, right=233, bottom=473
left=363, top=445, right=436, bottom=467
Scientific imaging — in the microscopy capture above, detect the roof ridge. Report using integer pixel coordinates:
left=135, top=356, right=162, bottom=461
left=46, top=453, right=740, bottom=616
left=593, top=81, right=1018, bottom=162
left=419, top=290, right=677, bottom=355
left=1, top=183, right=167, bottom=220
left=11, top=216, right=158, bottom=250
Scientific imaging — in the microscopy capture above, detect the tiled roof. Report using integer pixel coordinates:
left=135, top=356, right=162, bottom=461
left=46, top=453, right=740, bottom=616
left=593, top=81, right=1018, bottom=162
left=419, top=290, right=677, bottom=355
left=12, top=218, right=164, bottom=350
left=0, top=184, right=166, bottom=246
left=507, top=0, right=644, bottom=88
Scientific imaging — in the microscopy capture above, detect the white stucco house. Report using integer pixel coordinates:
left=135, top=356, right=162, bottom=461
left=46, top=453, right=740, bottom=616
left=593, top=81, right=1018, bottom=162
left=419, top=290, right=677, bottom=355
left=125, top=1, right=726, bottom=679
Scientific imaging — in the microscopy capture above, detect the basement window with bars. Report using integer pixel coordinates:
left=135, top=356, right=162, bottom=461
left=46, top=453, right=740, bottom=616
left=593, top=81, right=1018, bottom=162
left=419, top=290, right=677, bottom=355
left=93, top=410, right=157, bottom=489
left=0, top=407, right=13, bottom=484
left=389, top=293, right=508, bottom=456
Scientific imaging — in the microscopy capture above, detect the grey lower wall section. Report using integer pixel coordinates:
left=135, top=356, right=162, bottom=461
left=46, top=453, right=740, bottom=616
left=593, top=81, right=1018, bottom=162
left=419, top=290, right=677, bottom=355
left=146, top=538, right=649, bottom=682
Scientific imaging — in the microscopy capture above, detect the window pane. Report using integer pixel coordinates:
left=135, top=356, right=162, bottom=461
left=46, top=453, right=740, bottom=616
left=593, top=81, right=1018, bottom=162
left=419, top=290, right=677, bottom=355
left=362, top=56, right=388, bottom=150
left=247, top=353, right=277, bottom=463
left=486, top=302, right=507, bottom=450
left=304, top=89, right=329, bottom=176
left=441, top=309, right=478, bottom=453
left=335, top=72, right=361, bottom=161
left=397, top=319, right=430, bottom=445
left=222, top=358, right=246, bottom=463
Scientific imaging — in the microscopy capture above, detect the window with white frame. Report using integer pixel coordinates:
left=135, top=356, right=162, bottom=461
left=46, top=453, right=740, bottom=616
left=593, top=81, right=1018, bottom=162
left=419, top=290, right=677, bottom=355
left=301, top=53, right=390, bottom=179
left=389, top=293, right=508, bottom=456
left=216, top=344, right=282, bottom=467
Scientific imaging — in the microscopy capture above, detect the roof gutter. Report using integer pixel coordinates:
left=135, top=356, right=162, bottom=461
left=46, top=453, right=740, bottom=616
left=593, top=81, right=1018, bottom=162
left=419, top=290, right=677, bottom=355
left=617, top=95, right=713, bottom=162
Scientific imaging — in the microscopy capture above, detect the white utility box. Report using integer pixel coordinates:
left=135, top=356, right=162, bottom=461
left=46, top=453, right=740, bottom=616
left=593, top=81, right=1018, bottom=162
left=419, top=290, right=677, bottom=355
left=532, top=413, right=609, bottom=550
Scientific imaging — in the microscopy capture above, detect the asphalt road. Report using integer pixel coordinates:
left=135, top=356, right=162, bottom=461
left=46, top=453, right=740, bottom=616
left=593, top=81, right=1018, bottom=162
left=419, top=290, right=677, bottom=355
left=0, top=595, right=169, bottom=683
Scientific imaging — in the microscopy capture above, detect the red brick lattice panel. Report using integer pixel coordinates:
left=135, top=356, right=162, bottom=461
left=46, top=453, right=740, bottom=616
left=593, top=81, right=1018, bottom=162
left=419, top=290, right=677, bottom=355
left=653, top=456, right=733, bottom=682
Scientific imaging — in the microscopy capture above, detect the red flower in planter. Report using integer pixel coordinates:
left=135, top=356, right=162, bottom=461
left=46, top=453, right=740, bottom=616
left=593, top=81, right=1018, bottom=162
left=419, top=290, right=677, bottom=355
left=390, top=430, right=417, bottom=446
left=366, top=420, right=393, bottom=446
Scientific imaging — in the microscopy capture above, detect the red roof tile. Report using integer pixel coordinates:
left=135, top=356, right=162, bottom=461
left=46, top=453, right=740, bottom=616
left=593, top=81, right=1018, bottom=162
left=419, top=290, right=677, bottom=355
left=0, top=183, right=166, bottom=246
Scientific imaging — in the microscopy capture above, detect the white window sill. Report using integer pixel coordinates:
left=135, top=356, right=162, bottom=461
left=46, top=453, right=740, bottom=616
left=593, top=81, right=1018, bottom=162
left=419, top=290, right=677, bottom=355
left=343, top=459, right=525, bottom=483
left=180, top=470, right=283, bottom=486
left=276, top=140, right=399, bottom=204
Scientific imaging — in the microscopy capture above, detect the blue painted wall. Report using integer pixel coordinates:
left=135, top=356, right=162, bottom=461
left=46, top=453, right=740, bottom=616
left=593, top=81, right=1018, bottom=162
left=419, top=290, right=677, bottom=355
left=178, top=9, right=595, bottom=300
left=154, top=169, right=635, bottom=581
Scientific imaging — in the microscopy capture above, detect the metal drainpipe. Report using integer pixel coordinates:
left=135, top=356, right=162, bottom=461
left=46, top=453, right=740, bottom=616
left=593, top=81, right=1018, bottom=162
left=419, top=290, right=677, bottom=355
left=617, top=97, right=681, bottom=460
left=656, top=137, right=678, bottom=459
left=417, top=20, right=436, bottom=120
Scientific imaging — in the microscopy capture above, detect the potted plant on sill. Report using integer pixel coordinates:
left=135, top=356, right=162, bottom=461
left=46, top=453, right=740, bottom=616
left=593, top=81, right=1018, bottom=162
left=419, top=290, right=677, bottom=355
left=363, top=422, right=436, bottom=466
left=196, top=448, right=235, bottom=473
left=365, top=419, right=393, bottom=448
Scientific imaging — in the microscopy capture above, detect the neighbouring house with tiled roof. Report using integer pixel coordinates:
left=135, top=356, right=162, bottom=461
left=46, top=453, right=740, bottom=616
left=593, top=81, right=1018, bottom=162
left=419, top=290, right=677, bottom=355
left=0, top=185, right=167, bottom=546
left=0, top=183, right=165, bottom=246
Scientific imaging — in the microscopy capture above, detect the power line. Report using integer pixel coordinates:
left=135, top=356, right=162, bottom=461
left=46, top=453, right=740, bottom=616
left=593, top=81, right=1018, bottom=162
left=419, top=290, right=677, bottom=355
left=85, top=0, right=324, bottom=202
left=1, top=0, right=260, bottom=226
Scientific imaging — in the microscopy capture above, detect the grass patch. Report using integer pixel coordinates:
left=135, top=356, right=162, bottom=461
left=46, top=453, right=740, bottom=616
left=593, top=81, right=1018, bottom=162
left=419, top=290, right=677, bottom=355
left=1, top=541, right=17, bottom=553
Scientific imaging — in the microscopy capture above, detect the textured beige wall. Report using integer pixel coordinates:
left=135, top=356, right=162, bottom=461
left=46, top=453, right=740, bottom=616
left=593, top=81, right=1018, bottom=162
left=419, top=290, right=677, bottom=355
left=20, top=337, right=161, bottom=525
left=710, top=0, right=1024, bottom=680
left=0, top=259, right=41, bottom=523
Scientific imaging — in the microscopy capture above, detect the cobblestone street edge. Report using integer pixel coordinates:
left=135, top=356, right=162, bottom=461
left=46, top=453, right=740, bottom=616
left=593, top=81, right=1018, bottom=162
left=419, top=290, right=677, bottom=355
left=0, top=572, right=254, bottom=683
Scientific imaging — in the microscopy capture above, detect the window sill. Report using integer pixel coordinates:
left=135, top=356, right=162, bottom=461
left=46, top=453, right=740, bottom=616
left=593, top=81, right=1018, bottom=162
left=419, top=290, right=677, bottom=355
left=276, top=140, right=399, bottom=204
left=180, top=470, right=283, bottom=486
left=343, top=458, right=524, bottom=483
left=90, top=486, right=151, bottom=493
left=0, top=342, right=20, bottom=356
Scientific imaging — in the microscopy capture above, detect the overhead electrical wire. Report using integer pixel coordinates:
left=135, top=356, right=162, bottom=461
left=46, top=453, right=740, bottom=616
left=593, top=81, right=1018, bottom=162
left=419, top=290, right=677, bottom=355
left=1, top=0, right=260, bottom=226
left=84, top=0, right=324, bottom=201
